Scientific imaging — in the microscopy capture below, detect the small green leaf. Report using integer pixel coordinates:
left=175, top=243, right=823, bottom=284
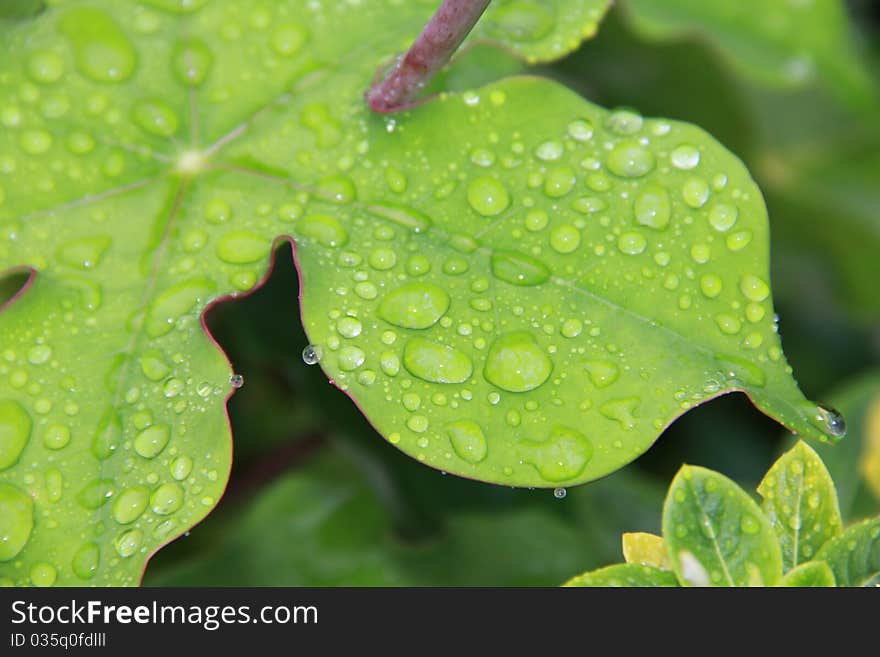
left=621, top=531, right=669, bottom=570
left=563, top=563, right=677, bottom=587
left=620, top=0, right=878, bottom=109
left=663, top=465, right=783, bottom=586
left=758, top=441, right=842, bottom=569
left=779, top=560, right=835, bottom=587
left=815, top=517, right=880, bottom=586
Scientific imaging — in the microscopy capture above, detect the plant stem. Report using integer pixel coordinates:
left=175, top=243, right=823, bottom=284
left=366, top=0, right=492, bottom=113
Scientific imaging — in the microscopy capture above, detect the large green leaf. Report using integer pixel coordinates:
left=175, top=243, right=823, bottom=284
left=620, top=0, right=878, bottom=109
left=815, top=517, right=880, bottom=586
left=0, top=0, right=837, bottom=586
left=663, top=465, right=783, bottom=586
left=563, top=563, right=677, bottom=587
left=758, top=441, right=842, bottom=569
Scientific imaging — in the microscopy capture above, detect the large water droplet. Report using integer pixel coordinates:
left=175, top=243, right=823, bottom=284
left=519, top=425, right=593, bottom=482
left=337, top=346, right=365, bottom=371
left=77, top=478, right=115, bottom=510
left=0, top=400, right=31, bottom=471
left=60, top=8, right=138, bottom=83
left=112, top=486, right=150, bottom=524
left=57, top=236, right=111, bottom=270
left=367, top=203, right=432, bottom=233
left=146, top=277, right=215, bottom=337
left=26, top=50, right=65, bottom=84
left=584, top=360, right=620, bottom=388
left=302, top=344, right=322, bottom=365
left=72, top=542, right=99, bottom=580
left=549, top=224, right=581, bottom=253
left=30, top=562, right=56, bottom=587
left=708, top=203, right=738, bottom=232
left=599, top=397, right=640, bottom=430
left=670, top=144, right=700, bottom=170
left=607, top=141, right=654, bottom=178
left=467, top=177, right=510, bottom=216
left=403, top=339, right=473, bottom=384
left=298, top=214, right=348, bottom=248
left=446, top=420, right=488, bottom=463
left=132, top=98, right=179, bottom=137
left=173, top=38, right=212, bottom=86
left=216, top=231, right=266, bottom=264
left=739, top=274, right=769, bottom=302
left=634, top=184, right=670, bottom=230
left=490, top=250, right=550, bottom=286
left=378, top=282, right=450, bottom=329
left=617, top=231, right=647, bottom=255
left=544, top=166, right=576, bottom=198
left=134, top=424, right=170, bottom=459
left=0, top=482, right=34, bottom=561
left=484, top=332, right=552, bottom=392
left=150, top=482, right=184, bottom=515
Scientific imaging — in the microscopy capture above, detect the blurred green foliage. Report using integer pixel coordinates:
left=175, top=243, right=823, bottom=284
left=139, top=1, right=877, bottom=584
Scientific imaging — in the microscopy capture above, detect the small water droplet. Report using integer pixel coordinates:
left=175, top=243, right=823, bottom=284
left=553, top=487, right=567, bottom=499
left=467, top=177, right=510, bottom=216
left=403, top=338, right=473, bottom=384
left=302, top=344, right=322, bottom=365
left=229, top=374, right=244, bottom=388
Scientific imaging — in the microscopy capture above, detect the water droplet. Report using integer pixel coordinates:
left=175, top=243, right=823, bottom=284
left=490, top=250, right=550, bottom=286
left=115, top=528, right=143, bottom=558
left=488, top=1, right=554, bottom=41
left=700, top=274, right=723, bottom=298
left=815, top=405, right=846, bottom=438
left=216, top=231, right=267, bottom=264
left=606, top=109, right=643, bottom=135
left=607, top=141, right=654, bottom=178
left=45, top=469, right=63, bottom=503
left=27, top=344, right=52, bottom=365
left=0, top=482, right=34, bottom=560
left=407, top=415, right=429, bottom=433
left=584, top=360, right=620, bottom=388
left=229, top=374, right=244, bottom=388
left=690, top=243, right=710, bottom=264
left=337, top=346, right=365, bottom=371
left=19, top=129, right=53, bottom=155
left=403, top=338, right=473, bottom=384
left=553, top=487, right=567, bottom=499
left=72, top=542, right=99, bottom=580
left=682, top=177, right=710, bottom=208
left=140, top=351, right=170, bottom=381
left=271, top=23, right=309, bottom=57
left=134, top=424, right=170, bottom=459
left=599, top=397, right=640, bottom=430
left=739, top=275, right=769, bottom=302
left=634, top=184, right=671, bottom=230
left=302, top=344, right=322, bottom=365
left=43, top=424, right=71, bottom=450
left=549, top=224, right=581, bottom=253
left=467, top=177, right=510, bottom=216
left=77, top=478, right=115, bottom=510
left=170, top=455, right=193, bottom=481
left=91, top=412, right=121, bottom=460
left=670, top=144, right=700, bottom=170
left=27, top=50, right=65, bottom=84
left=112, top=485, right=150, bottom=524
left=484, top=332, right=552, bottom=393
left=740, top=515, right=760, bottom=535
left=567, top=119, right=593, bottom=141
left=132, top=98, right=179, bottom=137
left=446, top=420, right=488, bottom=463
left=145, top=277, right=215, bottom=337
left=30, top=562, right=56, bottom=587
left=714, top=313, right=742, bottom=335
left=406, top=255, right=432, bottom=276
left=708, top=203, right=738, bottom=232
left=726, top=230, right=752, bottom=251
left=172, top=37, right=212, bottom=86
left=0, top=400, right=31, bottom=471
left=150, top=482, right=184, bottom=515
left=617, top=231, right=647, bottom=255
left=60, top=8, right=138, bottom=83
left=519, top=425, right=593, bottom=482
left=298, top=214, right=348, bottom=248
left=544, top=166, right=576, bottom=198
left=378, top=282, right=450, bottom=330
left=715, top=354, right=766, bottom=387
left=368, top=247, right=397, bottom=271
left=367, top=204, right=432, bottom=233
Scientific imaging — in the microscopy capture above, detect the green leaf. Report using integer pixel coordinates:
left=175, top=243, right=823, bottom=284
left=0, top=0, right=834, bottom=585
left=663, top=465, right=783, bottom=586
left=563, top=563, right=678, bottom=587
left=757, top=441, right=842, bottom=570
left=815, top=517, right=880, bottom=586
left=0, top=1, right=44, bottom=21
left=620, top=0, right=878, bottom=109
left=621, top=531, right=670, bottom=570
left=779, top=560, right=835, bottom=587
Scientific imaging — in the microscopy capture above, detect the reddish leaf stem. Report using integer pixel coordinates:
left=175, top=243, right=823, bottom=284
left=366, top=0, right=492, bottom=113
